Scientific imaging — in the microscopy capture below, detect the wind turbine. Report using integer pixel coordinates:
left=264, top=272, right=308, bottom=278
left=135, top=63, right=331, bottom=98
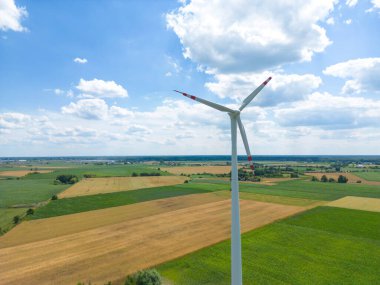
left=174, top=76, right=272, bottom=285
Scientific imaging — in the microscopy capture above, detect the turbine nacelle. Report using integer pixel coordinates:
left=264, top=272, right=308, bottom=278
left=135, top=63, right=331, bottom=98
left=174, top=76, right=272, bottom=174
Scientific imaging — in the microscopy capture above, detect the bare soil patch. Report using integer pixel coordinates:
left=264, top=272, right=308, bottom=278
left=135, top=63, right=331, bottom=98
left=304, top=172, right=380, bottom=185
left=0, top=170, right=53, bottom=177
left=162, top=165, right=233, bottom=175
left=0, top=198, right=304, bottom=285
left=327, top=196, right=380, bottom=212
left=59, top=176, right=188, bottom=198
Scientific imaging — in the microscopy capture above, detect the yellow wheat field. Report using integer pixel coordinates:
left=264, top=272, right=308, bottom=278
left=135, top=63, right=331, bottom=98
left=58, top=176, right=188, bottom=198
left=0, top=170, right=53, bottom=177
left=327, top=196, right=380, bottom=212
left=304, top=172, right=380, bottom=185
left=0, top=195, right=304, bottom=285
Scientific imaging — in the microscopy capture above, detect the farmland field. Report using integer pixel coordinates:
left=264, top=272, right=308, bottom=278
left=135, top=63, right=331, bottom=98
left=59, top=176, right=188, bottom=198
left=158, top=206, right=380, bottom=284
left=327, top=196, right=380, bottom=212
left=162, top=165, right=232, bottom=175
left=0, top=170, right=53, bottom=177
left=31, top=183, right=229, bottom=219
left=354, top=171, right=380, bottom=182
left=0, top=198, right=304, bottom=285
left=304, top=172, right=380, bottom=185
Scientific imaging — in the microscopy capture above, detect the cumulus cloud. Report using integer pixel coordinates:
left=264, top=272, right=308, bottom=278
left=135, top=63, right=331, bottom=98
left=61, top=99, right=109, bottom=120
left=323, top=57, right=380, bottom=94
left=274, top=92, right=380, bottom=129
left=167, top=0, right=335, bottom=73
left=0, top=0, right=27, bottom=32
left=76, top=78, right=128, bottom=98
left=345, top=0, right=358, bottom=7
left=344, top=19, right=352, bottom=25
left=74, top=57, right=88, bottom=64
left=206, top=72, right=322, bottom=106
left=0, top=112, right=31, bottom=129
left=367, top=0, right=380, bottom=12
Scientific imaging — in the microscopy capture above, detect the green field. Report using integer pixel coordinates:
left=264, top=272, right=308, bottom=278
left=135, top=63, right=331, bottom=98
left=0, top=208, right=27, bottom=232
left=31, top=183, right=228, bottom=219
left=193, top=179, right=380, bottom=201
left=354, top=171, right=380, bottom=182
left=158, top=207, right=380, bottom=284
left=0, top=178, right=69, bottom=208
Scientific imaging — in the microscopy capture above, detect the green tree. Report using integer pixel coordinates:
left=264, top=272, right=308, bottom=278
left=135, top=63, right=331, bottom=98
left=51, top=194, right=58, bottom=200
left=337, top=175, right=348, bottom=183
left=311, top=176, right=319, bottom=182
left=320, top=175, right=328, bottom=182
left=328, top=178, right=335, bottom=183
left=13, top=215, right=20, bottom=224
left=125, top=269, right=162, bottom=285
left=26, top=208, right=34, bottom=215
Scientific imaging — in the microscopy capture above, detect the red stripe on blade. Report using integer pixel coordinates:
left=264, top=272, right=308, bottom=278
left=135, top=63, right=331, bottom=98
left=248, top=156, right=252, bottom=161
left=250, top=165, right=254, bottom=170
left=190, top=95, right=196, bottom=100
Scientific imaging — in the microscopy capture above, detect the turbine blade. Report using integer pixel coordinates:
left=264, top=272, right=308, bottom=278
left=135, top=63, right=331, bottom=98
left=239, top=77, right=272, bottom=111
left=237, top=116, right=255, bottom=174
left=174, top=90, right=235, bottom=113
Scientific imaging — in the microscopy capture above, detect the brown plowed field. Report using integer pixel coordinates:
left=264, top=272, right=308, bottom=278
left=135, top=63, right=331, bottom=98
left=327, top=196, right=380, bottom=212
left=58, top=176, right=188, bottom=198
left=304, top=172, right=380, bottom=185
left=0, top=198, right=304, bottom=285
left=161, top=165, right=234, bottom=175
left=0, top=170, right=53, bottom=177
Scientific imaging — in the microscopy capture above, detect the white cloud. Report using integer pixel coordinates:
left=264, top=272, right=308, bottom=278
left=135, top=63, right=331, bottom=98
left=326, top=17, right=335, bottom=25
left=206, top=72, right=322, bottom=106
left=74, top=57, right=88, bottom=64
left=61, top=99, right=109, bottom=120
left=0, top=112, right=30, bottom=129
left=165, top=72, right=173, bottom=77
left=323, top=58, right=380, bottom=94
left=345, top=0, right=358, bottom=7
left=167, top=0, right=336, bottom=73
left=367, top=0, right=380, bottom=12
left=54, top=89, right=65, bottom=95
left=0, top=0, right=27, bottom=32
left=76, top=78, right=128, bottom=98
left=344, top=19, right=352, bottom=25
left=274, top=92, right=380, bottom=129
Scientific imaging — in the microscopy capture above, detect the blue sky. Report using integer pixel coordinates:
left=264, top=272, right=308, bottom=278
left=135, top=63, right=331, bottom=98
left=1, top=0, right=380, bottom=156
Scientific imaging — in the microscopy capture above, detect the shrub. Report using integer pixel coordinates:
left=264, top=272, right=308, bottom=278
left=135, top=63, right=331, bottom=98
left=184, top=180, right=189, bottom=183
left=51, top=194, right=58, bottom=200
left=132, top=172, right=138, bottom=177
left=290, top=172, right=299, bottom=178
left=125, top=269, right=162, bottom=285
left=83, top=174, right=96, bottom=178
left=337, top=175, right=348, bottom=183
left=311, top=176, right=319, bottom=182
left=56, top=174, right=79, bottom=184
left=13, top=215, right=20, bottom=224
left=357, top=180, right=362, bottom=183
left=328, top=178, right=335, bottom=183
left=26, top=208, right=34, bottom=215
left=320, top=175, right=328, bottom=182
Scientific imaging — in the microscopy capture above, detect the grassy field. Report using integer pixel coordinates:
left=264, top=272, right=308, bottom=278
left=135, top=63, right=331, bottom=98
left=31, top=183, right=228, bottom=219
left=59, top=176, right=188, bottom=198
left=0, top=208, right=27, bottom=232
left=158, top=207, right=380, bottom=284
left=354, top=171, right=380, bottom=182
left=193, top=179, right=380, bottom=201
left=162, top=165, right=232, bottom=175
left=0, top=178, right=68, bottom=208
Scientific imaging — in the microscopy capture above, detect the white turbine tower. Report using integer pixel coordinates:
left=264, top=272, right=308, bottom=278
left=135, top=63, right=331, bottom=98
left=174, top=76, right=272, bottom=285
